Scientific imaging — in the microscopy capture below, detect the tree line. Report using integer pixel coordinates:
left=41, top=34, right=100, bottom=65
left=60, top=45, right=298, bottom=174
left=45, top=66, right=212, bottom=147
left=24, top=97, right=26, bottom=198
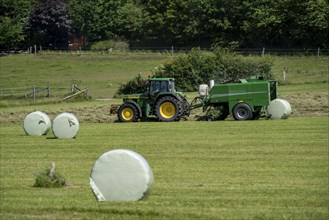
left=1, top=0, right=328, bottom=50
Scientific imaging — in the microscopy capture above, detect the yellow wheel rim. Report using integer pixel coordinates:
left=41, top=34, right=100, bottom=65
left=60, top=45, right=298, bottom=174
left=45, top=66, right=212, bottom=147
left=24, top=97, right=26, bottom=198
left=121, top=108, right=134, bottom=121
left=160, top=102, right=176, bottom=119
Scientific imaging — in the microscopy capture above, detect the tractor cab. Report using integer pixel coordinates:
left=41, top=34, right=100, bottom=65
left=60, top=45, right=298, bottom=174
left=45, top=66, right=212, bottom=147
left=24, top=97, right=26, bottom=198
left=148, top=78, right=176, bottom=95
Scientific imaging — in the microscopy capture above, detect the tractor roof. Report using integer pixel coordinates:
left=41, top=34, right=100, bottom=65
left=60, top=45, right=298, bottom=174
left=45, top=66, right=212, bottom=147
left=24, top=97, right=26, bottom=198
left=148, top=77, right=174, bottom=81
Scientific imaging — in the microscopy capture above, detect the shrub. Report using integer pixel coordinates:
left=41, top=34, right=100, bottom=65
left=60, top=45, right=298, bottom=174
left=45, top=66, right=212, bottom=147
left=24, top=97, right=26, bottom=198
left=214, top=50, right=274, bottom=83
left=34, top=165, right=66, bottom=188
left=154, top=48, right=219, bottom=91
left=116, top=47, right=274, bottom=94
left=154, top=47, right=273, bottom=92
left=115, top=74, right=148, bottom=97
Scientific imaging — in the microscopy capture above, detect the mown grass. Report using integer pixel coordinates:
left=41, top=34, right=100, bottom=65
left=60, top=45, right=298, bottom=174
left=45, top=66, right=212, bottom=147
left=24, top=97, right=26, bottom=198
left=0, top=52, right=328, bottom=219
left=0, top=117, right=328, bottom=219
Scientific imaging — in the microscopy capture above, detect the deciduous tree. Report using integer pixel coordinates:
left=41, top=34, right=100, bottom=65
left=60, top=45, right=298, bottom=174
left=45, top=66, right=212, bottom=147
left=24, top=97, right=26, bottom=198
left=0, top=0, right=35, bottom=49
left=27, top=0, right=71, bottom=49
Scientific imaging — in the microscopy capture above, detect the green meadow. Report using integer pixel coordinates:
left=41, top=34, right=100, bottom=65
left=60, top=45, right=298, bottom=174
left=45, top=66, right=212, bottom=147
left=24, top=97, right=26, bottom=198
left=0, top=53, right=328, bottom=99
left=0, top=52, right=171, bottom=99
left=1, top=118, right=328, bottom=219
left=0, top=53, right=328, bottom=219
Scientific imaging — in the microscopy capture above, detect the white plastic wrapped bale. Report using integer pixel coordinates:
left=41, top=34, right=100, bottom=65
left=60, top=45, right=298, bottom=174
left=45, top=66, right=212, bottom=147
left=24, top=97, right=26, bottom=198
left=268, top=99, right=292, bottom=119
left=52, top=112, right=79, bottom=138
left=90, top=149, right=154, bottom=202
left=23, top=111, right=51, bottom=136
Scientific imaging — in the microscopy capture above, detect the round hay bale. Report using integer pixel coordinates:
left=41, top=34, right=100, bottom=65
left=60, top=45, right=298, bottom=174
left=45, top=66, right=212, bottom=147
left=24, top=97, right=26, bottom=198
left=23, top=111, right=51, bottom=136
left=90, top=149, right=154, bottom=201
left=52, top=112, right=79, bottom=138
left=268, top=99, right=292, bottom=119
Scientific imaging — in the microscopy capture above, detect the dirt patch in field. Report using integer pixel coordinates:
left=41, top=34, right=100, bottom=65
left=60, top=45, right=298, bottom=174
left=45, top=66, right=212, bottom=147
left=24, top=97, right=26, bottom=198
left=0, top=92, right=327, bottom=124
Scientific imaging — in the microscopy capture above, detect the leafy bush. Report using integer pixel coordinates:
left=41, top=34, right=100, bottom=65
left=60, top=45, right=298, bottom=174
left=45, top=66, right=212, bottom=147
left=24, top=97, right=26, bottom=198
left=115, top=74, right=148, bottom=97
left=90, top=40, right=129, bottom=52
left=214, top=49, right=274, bottom=83
left=34, top=167, right=66, bottom=188
left=154, top=47, right=273, bottom=91
left=116, top=47, right=273, bottom=94
left=154, top=48, right=219, bottom=91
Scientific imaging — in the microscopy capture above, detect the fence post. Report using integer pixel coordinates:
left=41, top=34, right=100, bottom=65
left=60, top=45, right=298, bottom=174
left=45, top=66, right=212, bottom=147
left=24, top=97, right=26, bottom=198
left=317, top=47, right=320, bottom=57
left=283, top=67, right=287, bottom=83
left=34, top=45, right=37, bottom=54
left=171, top=46, right=174, bottom=55
left=71, top=84, right=76, bottom=93
left=33, top=86, right=36, bottom=103
left=47, top=84, right=50, bottom=97
left=262, top=47, right=265, bottom=56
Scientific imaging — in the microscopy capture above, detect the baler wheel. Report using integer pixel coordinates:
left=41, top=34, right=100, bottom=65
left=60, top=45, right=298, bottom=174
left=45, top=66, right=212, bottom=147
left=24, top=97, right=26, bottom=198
left=117, top=103, right=139, bottom=122
left=232, top=103, right=252, bottom=120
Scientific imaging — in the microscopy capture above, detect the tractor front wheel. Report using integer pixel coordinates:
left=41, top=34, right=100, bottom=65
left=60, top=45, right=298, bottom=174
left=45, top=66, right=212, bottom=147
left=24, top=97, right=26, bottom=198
left=232, top=103, right=252, bottom=120
left=155, top=96, right=181, bottom=122
left=117, top=103, right=139, bottom=122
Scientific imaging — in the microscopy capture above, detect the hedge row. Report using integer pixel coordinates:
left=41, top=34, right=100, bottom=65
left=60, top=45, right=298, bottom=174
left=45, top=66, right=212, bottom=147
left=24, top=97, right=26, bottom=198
left=116, top=48, right=273, bottom=96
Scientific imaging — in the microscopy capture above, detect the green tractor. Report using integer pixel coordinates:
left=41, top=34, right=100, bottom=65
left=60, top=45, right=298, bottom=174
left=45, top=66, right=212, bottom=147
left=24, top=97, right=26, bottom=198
left=117, top=78, right=190, bottom=122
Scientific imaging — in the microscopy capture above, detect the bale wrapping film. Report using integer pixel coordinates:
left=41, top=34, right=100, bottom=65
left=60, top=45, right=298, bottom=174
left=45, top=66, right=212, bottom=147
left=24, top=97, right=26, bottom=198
left=52, top=112, right=79, bottom=138
left=268, top=99, right=292, bottom=119
left=90, top=149, right=154, bottom=201
left=23, top=111, right=51, bottom=136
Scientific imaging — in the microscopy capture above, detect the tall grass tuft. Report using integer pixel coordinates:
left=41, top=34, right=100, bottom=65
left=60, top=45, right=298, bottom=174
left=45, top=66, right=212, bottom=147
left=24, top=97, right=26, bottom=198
left=33, top=163, right=66, bottom=188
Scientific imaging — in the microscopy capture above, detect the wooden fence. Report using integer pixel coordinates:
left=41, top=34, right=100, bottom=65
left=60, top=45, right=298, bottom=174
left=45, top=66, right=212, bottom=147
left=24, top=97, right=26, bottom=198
left=0, top=84, right=88, bottom=103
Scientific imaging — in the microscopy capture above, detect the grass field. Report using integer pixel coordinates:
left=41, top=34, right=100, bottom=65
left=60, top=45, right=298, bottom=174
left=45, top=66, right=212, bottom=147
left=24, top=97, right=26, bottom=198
left=0, top=53, right=328, bottom=219
left=0, top=52, right=328, bottom=120
left=0, top=53, right=328, bottom=99
left=1, top=118, right=328, bottom=219
left=0, top=53, right=172, bottom=99
left=271, top=57, right=329, bottom=85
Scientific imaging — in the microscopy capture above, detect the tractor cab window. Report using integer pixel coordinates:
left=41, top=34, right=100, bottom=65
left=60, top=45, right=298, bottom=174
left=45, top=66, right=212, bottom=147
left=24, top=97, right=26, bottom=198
left=150, top=80, right=175, bottom=93
left=150, top=81, right=161, bottom=94
left=168, top=81, right=175, bottom=92
left=160, top=81, right=168, bottom=92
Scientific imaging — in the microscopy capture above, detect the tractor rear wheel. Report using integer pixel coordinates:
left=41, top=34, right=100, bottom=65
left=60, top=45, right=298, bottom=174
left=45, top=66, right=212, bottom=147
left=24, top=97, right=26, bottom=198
left=232, top=103, right=252, bottom=120
left=155, top=96, right=181, bottom=122
left=180, top=98, right=190, bottom=117
left=117, top=103, right=139, bottom=122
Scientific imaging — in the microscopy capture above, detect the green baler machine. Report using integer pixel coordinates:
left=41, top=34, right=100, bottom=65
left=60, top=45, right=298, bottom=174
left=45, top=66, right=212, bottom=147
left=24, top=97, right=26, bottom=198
left=115, top=75, right=289, bottom=122
left=190, top=76, right=278, bottom=120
